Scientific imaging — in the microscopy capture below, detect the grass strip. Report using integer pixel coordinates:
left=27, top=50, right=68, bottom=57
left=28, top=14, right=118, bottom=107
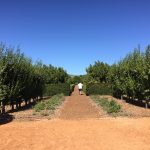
left=33, top=93, right=65, bottom=116
left=91, top=95, right=121, bottom=114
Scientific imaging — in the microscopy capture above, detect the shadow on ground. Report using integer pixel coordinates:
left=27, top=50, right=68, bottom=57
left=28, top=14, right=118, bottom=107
left=7, top=97, right=51, bottom=114
left=7, top=101, right=37, bottom=114
left=0, top=113, right=14, bottom=125
left=124, top=98, right=149, bottom=109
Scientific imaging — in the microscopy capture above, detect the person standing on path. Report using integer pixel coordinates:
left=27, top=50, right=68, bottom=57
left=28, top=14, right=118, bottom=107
left=78, top=82, right=83, bottom=95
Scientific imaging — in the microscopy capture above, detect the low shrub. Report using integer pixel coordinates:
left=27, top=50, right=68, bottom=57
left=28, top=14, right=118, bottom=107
left=40, top=110, right=49, bottom=116
left=46, top=94, right=64, bottom=110
left=106, top=100, right=121, bottom=113
left=86, top=83, right=112, bottom=95
left=91, top=96, right=121, bottom=114
left=33, top=94, right=65, bottom=114
left=43, top=83, right=70, bottom=96
left=33, top=102, right=46, bottom=112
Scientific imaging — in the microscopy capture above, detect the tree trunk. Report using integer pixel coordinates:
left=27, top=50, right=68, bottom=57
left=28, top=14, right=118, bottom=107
left=16, top=101, right=19, bottom=110
left=145, top=100, right=149, bottom=109
left=11, top=99, right=14, bottom=111
left=19, top=101, right=21, bottom=108
left=2, top=101, right=5, bottom=113
left=121, top=95, right=123, bottom=100
left=25, top=99, right=28, bottom=106
left=0, top=101, right=2, bottom=114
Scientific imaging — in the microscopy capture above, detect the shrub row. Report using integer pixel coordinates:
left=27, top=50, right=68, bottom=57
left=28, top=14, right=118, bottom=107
left=0, top=43, right=69, bottom=113
left=85, top=83, right=112, bottom=95
left=86, top=46, right=150, bottom=108
left=91, top=96, right=121, bottom=114
left=43, top=83, right=71, bottom=96
left=33, top=94, right=65, bottom=115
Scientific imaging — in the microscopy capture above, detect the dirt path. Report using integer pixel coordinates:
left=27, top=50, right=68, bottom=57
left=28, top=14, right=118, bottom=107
left=0, top=87, right=150, bottom=150
left=58, top=86, right=104, bottom=119
left=0, top=118, right=150, bottom=150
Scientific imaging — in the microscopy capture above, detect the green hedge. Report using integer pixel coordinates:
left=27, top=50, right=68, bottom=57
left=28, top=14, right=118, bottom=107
left=43, top=83, right=70, bottom=96
left=83, top=84, right=87, bottom=94
left=85, top=83, right=112, bottom=95
left=70, top=84, right=75, bottom=93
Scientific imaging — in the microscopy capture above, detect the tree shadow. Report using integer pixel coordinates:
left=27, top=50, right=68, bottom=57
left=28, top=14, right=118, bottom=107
left=124, top=97, right=149, bottom=108
left=7, top=101, right=37, bottom=113
left=6, top=97, right=51, bottom=114
left=0, top=113, right=14, bottom=125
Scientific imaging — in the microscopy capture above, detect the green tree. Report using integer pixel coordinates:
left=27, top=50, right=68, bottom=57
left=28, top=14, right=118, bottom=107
left=86, top=61, right=110, bottom=83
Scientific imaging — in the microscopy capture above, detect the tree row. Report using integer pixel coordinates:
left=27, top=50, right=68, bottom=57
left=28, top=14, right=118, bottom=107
left=0, top=43, right=68, bottom=113
left=85, top=45, right=150, bottom=106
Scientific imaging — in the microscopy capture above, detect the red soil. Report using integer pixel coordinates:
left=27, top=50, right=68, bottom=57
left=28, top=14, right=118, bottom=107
left=0, top=86, right=150, bottom=150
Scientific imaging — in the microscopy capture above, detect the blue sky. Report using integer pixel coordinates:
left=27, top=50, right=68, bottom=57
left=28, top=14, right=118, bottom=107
left=0, top=0, right=150, bottom=75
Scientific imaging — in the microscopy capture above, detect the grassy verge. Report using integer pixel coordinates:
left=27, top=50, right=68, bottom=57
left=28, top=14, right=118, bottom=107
left=33, top=93, right=65, bottom=116
left=91, top=95, right=121, bottom=115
